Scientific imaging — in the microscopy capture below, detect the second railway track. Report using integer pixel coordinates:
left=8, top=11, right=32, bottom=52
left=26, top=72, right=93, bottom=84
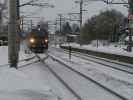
left=36, top=53, right=127, bottom=100
left=35, top=54, right=82, bottom=100
left=60, top=48, right=133, bottom=75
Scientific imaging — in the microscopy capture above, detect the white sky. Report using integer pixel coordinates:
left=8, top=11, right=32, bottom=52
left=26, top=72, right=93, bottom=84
left=20, top=0, right=128, bottom=27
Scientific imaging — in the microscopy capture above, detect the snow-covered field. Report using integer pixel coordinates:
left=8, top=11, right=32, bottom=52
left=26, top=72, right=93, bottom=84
left=62, top=43, right=133, bottom=57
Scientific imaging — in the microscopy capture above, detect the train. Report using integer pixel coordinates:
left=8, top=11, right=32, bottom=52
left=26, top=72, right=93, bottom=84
left=27, top=27, right=48, bottom=53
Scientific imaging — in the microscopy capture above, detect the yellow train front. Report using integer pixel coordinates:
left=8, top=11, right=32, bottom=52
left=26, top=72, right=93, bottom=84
left=27, top=29, right=48, bottom=53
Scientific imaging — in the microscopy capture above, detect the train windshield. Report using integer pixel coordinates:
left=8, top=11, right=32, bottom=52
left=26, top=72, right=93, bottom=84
left=31, top=29, right=47, bottom=37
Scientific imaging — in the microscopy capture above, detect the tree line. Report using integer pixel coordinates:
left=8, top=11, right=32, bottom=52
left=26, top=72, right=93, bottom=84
left=56, top=22, right=80, bottom=36
left=81, top=9, right=126, bottom=44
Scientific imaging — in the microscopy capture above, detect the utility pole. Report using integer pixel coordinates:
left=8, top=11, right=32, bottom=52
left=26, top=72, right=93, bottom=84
left=17, top=0, right=20, bottom=20
left=8, top=0, right=18, bottom=68
left=30, top=20, right=33, bottom=31
left=58, top=14, right=63, bottom=34
left=57, top=14, right=67, bottom=45
left=128, top=0, right=133, bottom=52
left=55, top=20, right=57, bottom=31
left=75, top=0, right=84, bottom=28
left=75, top=0, right=86, bottom=45
left=80, top=0, right=83, bottom=29
left=80, top=0, right=83, bottom=45
left=16, top=0, right=20, bottom=58
left=21, top=17, right=24, bottom=32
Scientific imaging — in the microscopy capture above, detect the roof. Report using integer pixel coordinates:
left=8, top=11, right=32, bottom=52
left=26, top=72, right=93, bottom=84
left=67, top=34, right=79, bottom=37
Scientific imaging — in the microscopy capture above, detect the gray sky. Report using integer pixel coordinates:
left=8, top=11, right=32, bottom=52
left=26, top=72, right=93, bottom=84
left=20, top=0, right=128, bottom=26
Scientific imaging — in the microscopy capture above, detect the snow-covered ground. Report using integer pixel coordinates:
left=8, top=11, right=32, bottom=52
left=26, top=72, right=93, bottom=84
left=0, top=42, right=81, bottom=100
left=50, top=47, right=133, bottom=100
left=46, top=58, right=122, bottom=100
left=0, top=46, right=58, bottom=100
left=62, top=43, right=133, bottom=57
left=1, top=41, right=133, bottom=100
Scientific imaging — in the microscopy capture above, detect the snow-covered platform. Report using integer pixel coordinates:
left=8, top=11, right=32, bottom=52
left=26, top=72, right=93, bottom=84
left=62, top=43, right=133, bottom=57
left=61, top=43, right=133, bottom=64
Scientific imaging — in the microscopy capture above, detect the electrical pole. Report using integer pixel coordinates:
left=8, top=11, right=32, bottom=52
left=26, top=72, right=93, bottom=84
left=75, top=0, right=85, bottom=45
left=30, top=20, right=33, bottom=31
left=75, top=0, right=84, bottom=28
left=128, top=0, right=133, bottom=52
left=21, top=17, right=24, bottom=32
left=16, top=0, right=20, bottom=62
left=17, top=0, right=20, bottom=20
left=80, top=0, right=83, bottom=45
left=8, top=0, right=18, bottom=68
left=80, top=0, right=83, bottom=29
left=58, top=14, right=63, bottom=34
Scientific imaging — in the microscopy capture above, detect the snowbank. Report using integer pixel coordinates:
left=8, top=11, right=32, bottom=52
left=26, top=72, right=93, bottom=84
left=0, top=46, right=58, bottom=100
left=0, top=68, right=58, bottom=100
left=0, top=46, right=8, bottom=65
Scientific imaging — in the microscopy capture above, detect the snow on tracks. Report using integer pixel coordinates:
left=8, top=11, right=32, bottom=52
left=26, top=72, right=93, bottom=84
left=35, top=53, right=125, bottom=100
left=49, top=48, right=133, bottom=100
left=48, top=54, right=127, bottom=100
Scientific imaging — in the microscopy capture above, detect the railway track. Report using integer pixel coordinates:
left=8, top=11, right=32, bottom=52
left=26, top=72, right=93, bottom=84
left=60, top=48, right=133, bottom=75
left=0, top=56, right=37, bottom=68
left=35, top=54, right=82, bottom=100
left=16, top=49, right=129, bottom=100
left=35, top=53, right=127, bottom=100
left=20, top=54, right=82, bottom=100
left=18, top=60, right=40, bottom=69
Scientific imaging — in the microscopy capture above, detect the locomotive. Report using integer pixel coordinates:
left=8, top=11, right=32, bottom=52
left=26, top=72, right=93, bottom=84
left=27, top=26, right=48, bottom=53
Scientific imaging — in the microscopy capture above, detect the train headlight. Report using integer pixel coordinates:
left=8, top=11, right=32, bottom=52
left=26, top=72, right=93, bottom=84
left=30, top=38, right=35, bottom=43
left=45, top=39, right=48, bottom=43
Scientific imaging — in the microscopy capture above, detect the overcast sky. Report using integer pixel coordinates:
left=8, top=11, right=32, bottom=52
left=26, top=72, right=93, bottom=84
left=20, top=0, right=128, bottom=26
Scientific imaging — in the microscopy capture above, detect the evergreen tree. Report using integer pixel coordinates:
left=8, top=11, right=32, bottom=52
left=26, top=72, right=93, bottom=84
left=71, top=23, right=80, bottom=34
left=62, top=22, right=72, bottom=35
